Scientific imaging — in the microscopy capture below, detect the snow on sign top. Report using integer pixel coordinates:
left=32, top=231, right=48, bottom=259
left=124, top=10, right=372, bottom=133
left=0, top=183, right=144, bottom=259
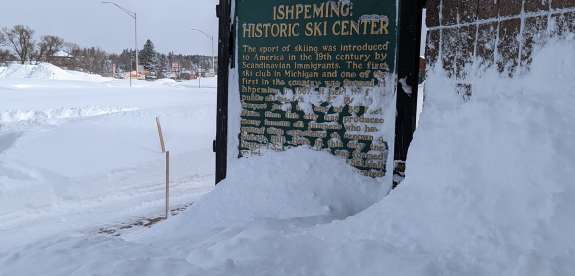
left=235, top=0, right=399, bottom=179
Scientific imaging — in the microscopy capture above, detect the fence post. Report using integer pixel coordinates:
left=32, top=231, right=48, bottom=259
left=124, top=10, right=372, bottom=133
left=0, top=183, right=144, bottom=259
left=156, top=117, right=169, bottom=219
left=156, top=117, right=166, bottom=153
left=165, top=150, right=170, bottom=219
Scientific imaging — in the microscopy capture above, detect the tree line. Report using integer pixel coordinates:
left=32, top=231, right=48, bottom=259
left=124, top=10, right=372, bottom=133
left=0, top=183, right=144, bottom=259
left=0, top=25, right=214, bottom=78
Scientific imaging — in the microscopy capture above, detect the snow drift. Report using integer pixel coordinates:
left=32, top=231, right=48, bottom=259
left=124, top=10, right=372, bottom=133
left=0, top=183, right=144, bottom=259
left=0, top=63, right=109, bottom=82
left=1, top=39, right=574, bottom=275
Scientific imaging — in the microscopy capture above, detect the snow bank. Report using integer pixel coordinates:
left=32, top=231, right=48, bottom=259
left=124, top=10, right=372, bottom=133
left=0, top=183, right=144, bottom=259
left=137, top=148, right=388, bottom=236
left=1, top=39, right=574, bottom=275
left=0, top=63, right=109, bottom=82
left=305, top=38, right=575, bottom=274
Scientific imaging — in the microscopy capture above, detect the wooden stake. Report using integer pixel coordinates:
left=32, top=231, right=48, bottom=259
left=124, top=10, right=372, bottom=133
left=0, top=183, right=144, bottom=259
left=156, top=117, right=166, bottom=153
left=165, top=150, right=170, bottom=219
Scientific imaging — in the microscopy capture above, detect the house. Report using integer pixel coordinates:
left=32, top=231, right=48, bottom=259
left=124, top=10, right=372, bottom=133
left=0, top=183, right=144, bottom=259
left=50, top=50, right=75, bottom=70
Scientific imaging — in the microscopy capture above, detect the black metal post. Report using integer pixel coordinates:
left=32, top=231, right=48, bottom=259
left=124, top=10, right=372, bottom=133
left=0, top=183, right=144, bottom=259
left=393, top=0, right=426, bottom=187
left=215, top=0, right=231, bottom=184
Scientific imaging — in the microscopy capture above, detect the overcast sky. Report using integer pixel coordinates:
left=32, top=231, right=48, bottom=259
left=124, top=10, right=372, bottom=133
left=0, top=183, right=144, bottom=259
left=0, top=0, right=218, bottom=55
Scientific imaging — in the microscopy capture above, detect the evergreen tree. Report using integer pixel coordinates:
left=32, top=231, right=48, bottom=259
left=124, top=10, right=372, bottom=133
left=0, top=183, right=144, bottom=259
left=116, top=48, right=137, bottom=72
left=139, top=39, right=158, bottom=74
left=156, top=53, right=168, bottom=78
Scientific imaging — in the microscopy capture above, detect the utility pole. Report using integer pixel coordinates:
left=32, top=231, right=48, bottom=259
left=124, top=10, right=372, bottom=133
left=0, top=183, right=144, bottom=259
left=129, top=52, right=133, bottom=87
left=102, top=1, right=139, bottom=80
left=135, top=13, right=139, bottom=78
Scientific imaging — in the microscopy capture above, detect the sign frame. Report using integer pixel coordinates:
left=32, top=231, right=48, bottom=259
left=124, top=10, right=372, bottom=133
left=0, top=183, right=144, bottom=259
left=216, top=0, right=424, bottom=185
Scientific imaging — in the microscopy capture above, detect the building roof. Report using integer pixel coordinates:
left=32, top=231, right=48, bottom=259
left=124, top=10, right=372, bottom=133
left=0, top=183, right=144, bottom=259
left=54, top=50, right=72, bottom=58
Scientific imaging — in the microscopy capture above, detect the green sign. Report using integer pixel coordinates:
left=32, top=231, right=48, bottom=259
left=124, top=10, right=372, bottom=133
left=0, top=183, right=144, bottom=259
left=236, top=0, right=398, bottom=178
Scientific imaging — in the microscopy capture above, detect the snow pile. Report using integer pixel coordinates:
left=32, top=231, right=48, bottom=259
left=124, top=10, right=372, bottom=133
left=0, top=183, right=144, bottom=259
left=315, top=38, right=575, bottom=274
left=1, top=39, right=574, bottom=275
left=141, top=148, right=388, bottom=233
left=0, top=63, right=109, bottom=82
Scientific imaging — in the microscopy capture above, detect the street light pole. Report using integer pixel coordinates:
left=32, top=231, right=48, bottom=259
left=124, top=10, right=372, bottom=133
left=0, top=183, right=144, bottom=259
left=210, top=35, right=214, bottom=75
left=102, top=1, right=139, bottom=81
left=129, top=51, right=133, bottom=87
left=190, top=28, right=215, bottom=76
left=134, top=13, right=139, bottom=79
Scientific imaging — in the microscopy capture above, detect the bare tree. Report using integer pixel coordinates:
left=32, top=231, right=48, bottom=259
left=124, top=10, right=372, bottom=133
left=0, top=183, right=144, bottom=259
left=1, top=31, right=14, bottom=64
left=62, top=42, right=79, bottom=54
left=3, top=25, right=35, bottom=64
left=0, top=50, right=14, bottom=65
left=72, top=47, right=109, bottom=74
left=37, top=35, right=64, bottom=61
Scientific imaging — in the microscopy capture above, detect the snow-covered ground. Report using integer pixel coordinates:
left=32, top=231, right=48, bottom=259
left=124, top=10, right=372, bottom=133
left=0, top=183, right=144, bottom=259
left=1, top=36, right=574, bottom=276
left=0, top=63, right=217, bottom=251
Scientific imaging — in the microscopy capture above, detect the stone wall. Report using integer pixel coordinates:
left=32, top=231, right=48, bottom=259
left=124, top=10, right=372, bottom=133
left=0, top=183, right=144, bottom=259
left=425, top=0, right=575, bottom=78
